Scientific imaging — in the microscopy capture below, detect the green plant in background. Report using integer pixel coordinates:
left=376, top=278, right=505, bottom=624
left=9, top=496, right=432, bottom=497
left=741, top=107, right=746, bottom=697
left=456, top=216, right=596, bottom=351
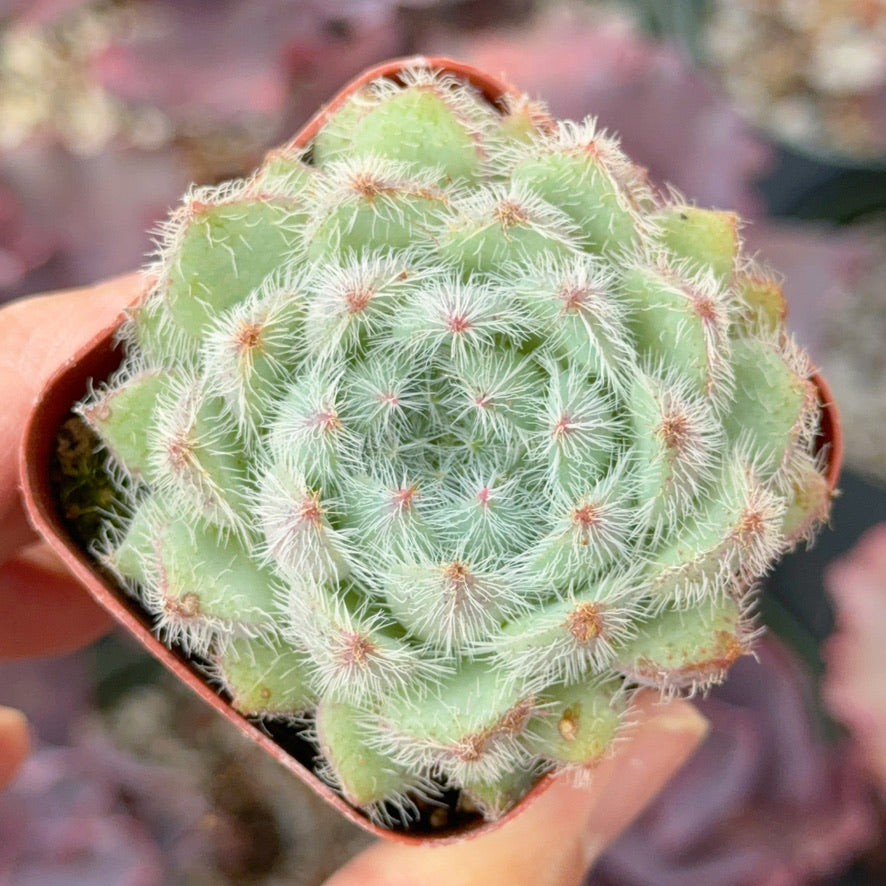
left=74, top=63, right=833, bottom=825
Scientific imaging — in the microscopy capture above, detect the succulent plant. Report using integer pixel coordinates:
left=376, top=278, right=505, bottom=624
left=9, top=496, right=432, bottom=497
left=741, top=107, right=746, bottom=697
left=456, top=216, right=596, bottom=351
left=73, top=58, right=834, bottom=828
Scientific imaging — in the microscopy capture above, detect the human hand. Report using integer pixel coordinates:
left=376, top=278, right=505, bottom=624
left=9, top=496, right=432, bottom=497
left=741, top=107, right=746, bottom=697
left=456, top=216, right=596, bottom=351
left=0, top=273, right=143, bottom=786
left=0, top=276, right=708, bottom=886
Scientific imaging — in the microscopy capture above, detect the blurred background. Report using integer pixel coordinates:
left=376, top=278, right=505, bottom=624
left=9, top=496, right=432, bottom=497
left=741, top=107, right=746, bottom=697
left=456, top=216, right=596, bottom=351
left=2, top=1, right=886, bottom=883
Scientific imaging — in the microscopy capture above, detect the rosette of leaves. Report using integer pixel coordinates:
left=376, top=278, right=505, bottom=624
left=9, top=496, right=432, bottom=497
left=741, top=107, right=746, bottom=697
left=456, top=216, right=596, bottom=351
left=75, top=62, right=834, bottom=827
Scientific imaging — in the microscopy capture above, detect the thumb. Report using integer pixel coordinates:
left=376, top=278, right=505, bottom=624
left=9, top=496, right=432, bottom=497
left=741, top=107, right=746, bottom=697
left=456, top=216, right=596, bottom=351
left=0, top=271, right=146, bottom=546
left=323, top=690, right=708, bottom=886
left=0, top=274, right=144, bottom=661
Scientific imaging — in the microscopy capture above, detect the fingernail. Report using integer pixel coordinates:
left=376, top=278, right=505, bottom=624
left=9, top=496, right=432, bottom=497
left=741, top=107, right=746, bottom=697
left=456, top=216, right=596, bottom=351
left=640, top=701, right=710, bottom=739
left=0, top=705, right=28, bottom=732
left=0, top=705, right=31, bottom=789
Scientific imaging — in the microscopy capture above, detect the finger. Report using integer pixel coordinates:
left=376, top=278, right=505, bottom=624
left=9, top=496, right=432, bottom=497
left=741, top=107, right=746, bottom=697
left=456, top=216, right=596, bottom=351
left=0, top=706, right=31, bottom=790
left=0, top=272, right=146, bottom=553
left=0, top=540, right=113, bottom=660
left=323, top=691, right=708, bottom=886
left=580, top=690, right=711, bottom=859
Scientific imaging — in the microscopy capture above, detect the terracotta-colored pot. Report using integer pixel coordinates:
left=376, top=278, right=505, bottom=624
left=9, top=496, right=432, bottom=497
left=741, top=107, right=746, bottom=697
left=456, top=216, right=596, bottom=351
left=18, top=56, right=844, bottom=845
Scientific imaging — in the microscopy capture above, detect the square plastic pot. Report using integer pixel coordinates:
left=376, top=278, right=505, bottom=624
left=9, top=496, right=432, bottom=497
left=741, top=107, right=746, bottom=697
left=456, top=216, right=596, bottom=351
left=18, top=56, right=844, bottom=844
